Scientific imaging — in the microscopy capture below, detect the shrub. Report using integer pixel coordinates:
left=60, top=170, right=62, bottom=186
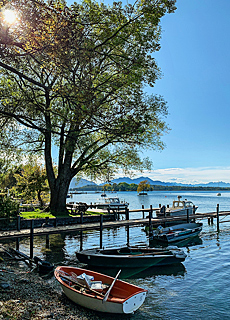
left=0, top=194, right=19, bottom=218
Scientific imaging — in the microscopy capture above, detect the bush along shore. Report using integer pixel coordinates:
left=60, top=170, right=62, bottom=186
left=0, top=249, right=106, bottom=320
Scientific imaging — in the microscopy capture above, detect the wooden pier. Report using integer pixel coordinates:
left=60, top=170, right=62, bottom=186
left=1, top=204, right=230, bottom=260
left=1, top=206, right=230, bottom=241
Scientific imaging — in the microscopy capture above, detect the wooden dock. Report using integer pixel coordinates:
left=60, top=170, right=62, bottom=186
left=1, top=208, right=230, bottom=241
left=1, top=204, right=230, bottom=260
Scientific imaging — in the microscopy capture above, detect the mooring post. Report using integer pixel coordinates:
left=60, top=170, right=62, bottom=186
left=30, top=220, right=34, bottom=259
left=80, top=211, right=83, bottom=224
left=187, top=208, right=189, bottom=223
left=211, top=217, right=214, bottom=224
left=208, top=218, right=211, bottom=225
left=16, top=237, right=20, bottom=251
left=163, top=205, right=166, bottom=218
left=142, top=205, right=145, bottom=219
left=216, top=204, right=220, bottom=232
left=149, top=205, right=153, bottom=235
left=17, top=215, right=21, bottom=231
left=46, top=235, right=50, bottom=249
left=126, top=225, right=130, bottom=246
left=193, top=205, right=196, bottom=222
left=125, top=207, right=129, bottom=220
left=80, top=230, right=83, bottom=251
left=100, top=214, right=103, bottom=249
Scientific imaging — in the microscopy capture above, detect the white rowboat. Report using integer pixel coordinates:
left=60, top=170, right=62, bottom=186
left=54, top=266, right=147, bottom=314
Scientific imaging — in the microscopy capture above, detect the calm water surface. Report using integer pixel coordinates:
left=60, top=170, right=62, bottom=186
left=5, top=191, right=230, bottom=319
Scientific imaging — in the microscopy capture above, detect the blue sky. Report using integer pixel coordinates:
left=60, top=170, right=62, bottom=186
left=146, top=0, right=230, bottom=184
left=67, top=0, right=230, bottom=184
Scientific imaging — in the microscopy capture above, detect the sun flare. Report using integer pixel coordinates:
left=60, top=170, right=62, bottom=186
left=3, top=9, right=17, bottom=24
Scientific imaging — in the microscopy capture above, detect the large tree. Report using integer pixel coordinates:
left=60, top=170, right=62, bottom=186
left=0, top=0, right=176, bottom=214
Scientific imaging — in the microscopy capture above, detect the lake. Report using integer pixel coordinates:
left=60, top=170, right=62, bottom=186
left=4, top=191, right=230, bottom=319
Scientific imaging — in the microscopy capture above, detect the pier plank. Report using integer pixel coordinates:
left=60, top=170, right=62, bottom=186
left=1, top=210, right=230, bottom=240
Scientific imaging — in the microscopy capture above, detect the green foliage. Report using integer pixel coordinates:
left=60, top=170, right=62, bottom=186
left=14, top=159, right=49, bottom=207
left=0, top=194, right=19, bottom=218
left=137, top=180, right=150, bottom=193
left=0, top=0, right=176, bottom=213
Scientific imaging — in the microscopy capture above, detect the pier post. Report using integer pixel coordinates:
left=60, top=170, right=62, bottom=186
left=208, top=218, right=211, bottom=225
left=142, top=205, right=145, bottom=219
left=193, top=205, right=196, bottom=222
left=211, top=217, right=214, bottom=224
left=125, top=207, right=129, bottom=220
left=100, top=214, right=103, bottom=249
left=187, top=208, right=189, bottom=223
left=216, top=204, right=220, bottom=232
left=30, top=220, right=34, bottom=259
left=80, top=230, right=83, bottom=251
left=16, top=237, right=20, bottom=251
left=46, top=235, right=50, bottom=249
left=17, top=215, right=21, bottom=231
left=80, top=211, right=83, bottom=224
left=149, top=205, right=153, bottom=235
left=126, top=226, right=130, bottom=246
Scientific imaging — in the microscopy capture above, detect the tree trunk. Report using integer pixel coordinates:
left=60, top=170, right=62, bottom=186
left=37, top=190, right=44, bottom=208
left=49, top=172, right=72, bottom=216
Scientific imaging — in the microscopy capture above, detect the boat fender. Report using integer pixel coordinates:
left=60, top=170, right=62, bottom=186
left=173, top=251, right=187, bottom=259
left=167, top=246, right=179, bottom=250
left=156, top=225, right=164, bottom=234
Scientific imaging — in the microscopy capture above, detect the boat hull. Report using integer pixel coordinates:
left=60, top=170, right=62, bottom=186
left=54, top=266, right=147, bottom=314
left=156, top=206, right=198, bottom=217
left=151, top=223, right=202, bottom=244
left=76, top=247, right=186, bottom=268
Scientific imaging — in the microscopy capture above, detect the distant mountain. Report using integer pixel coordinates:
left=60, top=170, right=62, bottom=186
left=69, top=176, right=230, bottom=188
left=109, top=177, right=230, bottom=188
left=110, top=177, right=174, bottom=186
left=69, top=178, right=96, bottom=189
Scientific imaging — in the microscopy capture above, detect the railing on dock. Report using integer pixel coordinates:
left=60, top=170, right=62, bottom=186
left=0, top=203, right=229, bottom=260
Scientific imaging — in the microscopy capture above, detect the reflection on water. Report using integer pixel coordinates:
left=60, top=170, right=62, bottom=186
left=86, top=263, right=186, bottom=279
left=149, top=235, right=203, bottom=248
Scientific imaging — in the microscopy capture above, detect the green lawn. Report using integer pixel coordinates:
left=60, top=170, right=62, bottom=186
left=19, top=209, right=105, bottom=219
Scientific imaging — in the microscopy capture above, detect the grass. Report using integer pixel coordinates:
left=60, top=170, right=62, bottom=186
left=19, top=209, right=106, bottom=219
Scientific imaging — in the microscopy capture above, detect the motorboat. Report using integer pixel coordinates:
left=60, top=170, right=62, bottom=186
left=54, top=266, right=147, bottom=314
left=76, top=246, right=186, bottom=268
left=94, top=197, right=129, bottom=210
left=156, top=196, right=198, bottom=217
left=150, top=222, right=203, bottom=244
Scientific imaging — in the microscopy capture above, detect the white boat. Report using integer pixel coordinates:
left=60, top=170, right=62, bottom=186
left=151, top=222, right=203, bottom=244
left=94, top=197, right=129, bottom=210
left=156, top=196, right=198, bottom=217
left=216, top=193, right=221, bottom=196
left=54, top=266, right=147, bottom=314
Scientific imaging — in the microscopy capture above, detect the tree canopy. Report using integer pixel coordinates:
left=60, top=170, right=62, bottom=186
left=0, top=0, right=176, bottom=214
left=137, top=179, right=150, bottom=193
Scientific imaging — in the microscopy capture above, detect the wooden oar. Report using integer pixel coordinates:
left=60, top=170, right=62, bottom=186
left=57, top=270, right=105, bottom=298
left=102, top=269, right=121, bottom=303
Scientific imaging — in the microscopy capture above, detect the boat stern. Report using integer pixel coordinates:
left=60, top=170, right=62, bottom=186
left=122, top=291, right=147, bottom=314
